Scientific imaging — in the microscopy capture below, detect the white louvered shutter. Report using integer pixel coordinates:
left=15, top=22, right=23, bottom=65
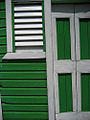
left=14, top=3, right=44, bottom=53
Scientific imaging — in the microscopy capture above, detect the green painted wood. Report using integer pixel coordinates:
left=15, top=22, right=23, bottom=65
left=56, top=19, right=64, bottom=60
left=0, top=37, right=6, bottom=45
left=56, top=19, right=71, bottom=60
left=58, top=74, right=72, bottom=112
left=0, top=19, right=6, bottom=28
left=0, top=55, right=4, bottom=62
left=88, top=20, right=90, bottom=59
left=2, top=96, right=48, bottom=104
left=0, top=28, right=6, bottom=36
left=0, top=71, right=46, bottom=79
left=0, top=2, right=5, bottom=10
left=65, top=74, right=72, bottom=111
left=0, top=80, right=47, bottom=88
left=0, top=63, right=46, bottom=70
left=0, top=11, right=6, bottom=19
left=52, top=0, right=90, bottom=3
left=2, top=104, right=48, bottom=112
left=81, top=74, right=90, bottom=111
left=80, top=19, right=90, bottom=59
left=64, top=20, right=71, bottom=59
left=1, top=88, right=47, bottom=95
left=3, top=112, right=48, bottom=120
left=0, top=46, right=7, bottom=54
left=58, top=74, right=66, bottom=112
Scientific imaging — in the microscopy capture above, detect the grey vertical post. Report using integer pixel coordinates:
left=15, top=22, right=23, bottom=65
left=5, top=0, right=13, bottom=52
left=44, top=0, right=55, bottom=120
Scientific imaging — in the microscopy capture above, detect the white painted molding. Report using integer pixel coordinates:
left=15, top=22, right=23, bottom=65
left=5, top=0, right=13, bottom=53
left=44, top=0, right=55, bottom=120
left=3, top=52, right=46, bottom=59
left=56, top=112, right=90, bottom=120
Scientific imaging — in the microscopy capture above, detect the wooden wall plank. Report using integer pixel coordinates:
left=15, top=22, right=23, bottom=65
left=0, top=63, right=46, bottom=70
left=0, top=72, right=47, bottom=79
left=0, top=19, right=6, bottom=28
left=2, top=104, right=48, bottom=112
left=2, top=96, right=48, bottom=104
left=3, top=112, right=48, bottom=120
left=0, top=11, right=6, bottom=19
left=0, top=80, right=47, bottom=88
left=0, top=46, right=7, bottom=54
left=1, top=88, right=47, bottom=95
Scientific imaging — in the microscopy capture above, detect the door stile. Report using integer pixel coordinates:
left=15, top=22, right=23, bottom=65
left=52, top=9, right=77, bottom=118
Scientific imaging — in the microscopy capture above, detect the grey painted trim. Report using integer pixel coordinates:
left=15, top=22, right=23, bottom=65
left=77, top=72, right=81, bottom=112
left=44, top=0, right=55, bottom=120
left=0, top=95, right=3, bottom=120
left=3, top=52, right=46, bottom=59
left=77, top=60, right=90, bottom=73
left=52, top=9, right=77, bottom=114
left=56, top=112, right=90, bottom=120
left=5, top=0, right=13, bottom=53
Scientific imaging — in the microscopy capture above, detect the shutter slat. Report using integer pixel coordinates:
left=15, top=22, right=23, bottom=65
left=15, top=41, right=43, bottom=46
left=14, top=12, right=42, bottom=17
left=14, top=6, right=42, bottom=11
left=15, top=36, right=43, bottom=40
left=15, top=18, right=42, bottom=23
left=15, top=30, right=43, bottom=35
left=15, top=24, right=42, bottom=29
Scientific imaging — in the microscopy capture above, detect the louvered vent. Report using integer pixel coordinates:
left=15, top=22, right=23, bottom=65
left=14, top=3, right=44, bottom=53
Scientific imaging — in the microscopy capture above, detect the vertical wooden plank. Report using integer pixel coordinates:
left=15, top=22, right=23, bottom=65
left=66, top=74, right=72, bottom=112
left=64, top=19, right=71, bottom=59
left=89, top=75, right=90, bottom=111
left=58, top=74, right=67, bottom=112
left=81, top=74, right=89, bottom=111
left=80, top=20, right=88, bottom=59
left=88, top=20, right=90, bottom=59
left=56, top=19, right=64, bottom=60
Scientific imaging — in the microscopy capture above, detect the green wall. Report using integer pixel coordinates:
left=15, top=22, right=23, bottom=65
left=52, top=0, right=90, bottom=3
left=0, top=2, right=48, bottom=120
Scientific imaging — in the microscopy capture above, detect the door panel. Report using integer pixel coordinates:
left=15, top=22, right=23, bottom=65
left=56, top=18, right=71, bottom=60
left=52, top=3, right=90, bottom=120
left=58, top=74, right=72, bottom=113
left=81, top=74, right=90, bottom=111
left=80, top=19, right=90, bottom=59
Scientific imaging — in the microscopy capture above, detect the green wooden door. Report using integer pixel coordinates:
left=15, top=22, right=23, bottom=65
left=52, top=4, right=90, bottom=120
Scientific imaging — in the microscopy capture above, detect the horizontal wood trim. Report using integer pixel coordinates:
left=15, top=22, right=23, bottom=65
left=3, top=52, right=46, bottom=59
left=1, top=88, right=47, bottom=95
left=0, top=46, right=7, bottom=54
left=0, top=80, right=47, bottom=88
left=2, top=96, right=48, bottom=104
left=2, top=104, right=48, bottom=112
left=56, top=112, right=90, bottom=120
left=0, top=72, right=47, bottom=79
left=3, top=112, right=48, bottom=120
left=0, top=63, right=46, bottom=70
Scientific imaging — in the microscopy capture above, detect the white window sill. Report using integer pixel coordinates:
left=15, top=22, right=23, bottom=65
left=3, top=52, right=46, bottom=60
